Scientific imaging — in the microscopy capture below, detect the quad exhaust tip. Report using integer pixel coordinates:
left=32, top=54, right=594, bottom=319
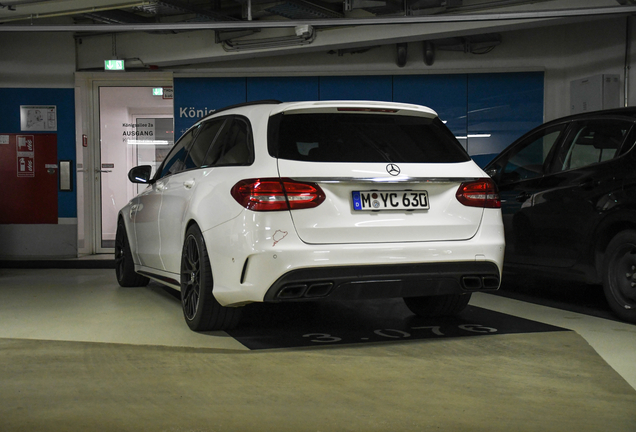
left=461, top=275, right=500, bottom=291
left=277, top=282, right=334, bottom=300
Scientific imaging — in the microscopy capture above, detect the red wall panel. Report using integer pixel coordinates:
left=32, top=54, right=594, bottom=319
left=0, top=134, right=58, bottom=224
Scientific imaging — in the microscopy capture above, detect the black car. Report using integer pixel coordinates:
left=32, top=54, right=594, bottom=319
left=485, top=107, right=636, bottom=323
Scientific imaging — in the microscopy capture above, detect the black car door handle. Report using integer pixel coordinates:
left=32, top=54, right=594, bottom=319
left=579, top=179, right=598, bottom=190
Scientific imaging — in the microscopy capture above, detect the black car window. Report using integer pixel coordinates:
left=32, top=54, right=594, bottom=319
left=496, top=124, right=566, bottom=183
left=216, top=117, right=253, bottom=166
left=269, top=113, right=470, bottom=163
left=552, top=120, right=631, bottom=172
left=157, top=127, right=198, bottom=179
left=184, top=118, right=227, bottom=170
left=202, top=117, right=253, bottom=167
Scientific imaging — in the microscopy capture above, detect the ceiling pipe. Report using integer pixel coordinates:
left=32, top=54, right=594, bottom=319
left=625, top=16, right=632, bottom=107
left=424, top=41, right=435, bottom=66
left=0, top=1, right=152, bottom=24
left=396, top=42, right=407, bottom=67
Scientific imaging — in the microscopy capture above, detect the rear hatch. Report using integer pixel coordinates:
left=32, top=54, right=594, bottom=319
left=269, top=101, right=489, bottom=245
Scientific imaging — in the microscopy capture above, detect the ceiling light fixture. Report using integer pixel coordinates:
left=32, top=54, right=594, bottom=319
left=222, top=24, right=315, bottom=52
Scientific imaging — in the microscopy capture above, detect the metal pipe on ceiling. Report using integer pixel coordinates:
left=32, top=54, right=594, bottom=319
left=625, top=16, right=632, bottom=107
left=0, top=1, right=152, bottom=23
left=0, top=5, right=635, bottom=30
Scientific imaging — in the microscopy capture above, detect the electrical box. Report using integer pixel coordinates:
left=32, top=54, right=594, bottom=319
left=570, top=74, right=620, bottom=114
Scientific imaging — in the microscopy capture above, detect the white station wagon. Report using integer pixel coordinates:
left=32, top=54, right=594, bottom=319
left=116, top=100, right=505, bottom=331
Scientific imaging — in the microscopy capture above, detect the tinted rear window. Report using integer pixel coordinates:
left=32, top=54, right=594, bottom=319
left=268, top=113, right=470, bottom=163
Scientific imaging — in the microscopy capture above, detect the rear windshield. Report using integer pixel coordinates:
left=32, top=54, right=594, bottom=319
left=268, top=113, right=470, bottom=163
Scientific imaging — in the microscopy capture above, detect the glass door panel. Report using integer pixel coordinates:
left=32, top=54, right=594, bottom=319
left=98, top=87, right=173, bottom=250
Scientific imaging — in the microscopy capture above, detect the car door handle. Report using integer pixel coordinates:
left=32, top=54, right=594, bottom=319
left=184, top=180, right=195, bottom=189
left=515, top=191, right=529, bottom=202
left=579, top=179, right=598, bottom=190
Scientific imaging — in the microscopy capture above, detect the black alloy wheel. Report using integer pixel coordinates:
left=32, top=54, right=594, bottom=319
left=180, top=224, right=242, bottom=331
left=115, top=219, right=150, bottom=287
left=603, top=230, right=636, bottom=323
left=181, top=232, right=202, bottom=322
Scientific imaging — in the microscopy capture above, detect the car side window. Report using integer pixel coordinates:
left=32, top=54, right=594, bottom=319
left=184, top=118, right=227, bottom=170
left=217, top=117, right=253, bottom=166
left=551, top=120, right=632, bottom=173
left=202, top=117, right=253, bottom=167
left=157, top=127, right=197, bottom=179
left=496, top=124, right=566, bottom=183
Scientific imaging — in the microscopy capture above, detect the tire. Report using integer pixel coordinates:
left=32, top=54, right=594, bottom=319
left=115, top=219, right=150, bottom=287
left=602, top=230, right=636, bottom=323
left=181, top=224, right=242, bottom=331
left=403, top=293, right=472, bottom=317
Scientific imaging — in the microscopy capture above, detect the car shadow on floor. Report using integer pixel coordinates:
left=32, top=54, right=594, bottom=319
left=153, top=283, right=567, bottom=349
left=493, top=273, right=618, bottom=321
left=227, top=298, right=566, bottom=350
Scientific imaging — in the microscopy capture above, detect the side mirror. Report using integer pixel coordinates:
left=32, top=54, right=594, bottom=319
left=485, top=168, right=498, bottom=178
left=128, top=165, right=154, bottom=184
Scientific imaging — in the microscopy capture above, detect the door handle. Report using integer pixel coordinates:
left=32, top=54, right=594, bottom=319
left=579, top=179, right=598, bottom=190
left=184, top=180, right=195, bottom=189
left=515, top=191, right=529, bottom=202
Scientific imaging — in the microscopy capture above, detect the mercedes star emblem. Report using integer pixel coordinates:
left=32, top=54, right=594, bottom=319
left=386, top=163, right=401, bottom=176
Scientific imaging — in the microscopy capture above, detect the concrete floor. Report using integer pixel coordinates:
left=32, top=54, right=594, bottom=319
left=1, top=268, right=635, bottom=431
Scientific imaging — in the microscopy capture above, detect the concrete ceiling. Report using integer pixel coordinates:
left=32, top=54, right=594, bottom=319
left=2, top=0, right=635, bottom=69
left=0, top=0, right=634, bottom=30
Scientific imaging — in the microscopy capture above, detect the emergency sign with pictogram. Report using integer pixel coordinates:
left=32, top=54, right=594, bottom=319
left=17, top=135, right=35, bottom=178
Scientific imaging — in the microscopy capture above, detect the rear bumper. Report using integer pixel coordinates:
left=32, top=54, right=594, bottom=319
left=264, top=261, right=500, bottom=302
left=204, top=208, right=504, bottom=306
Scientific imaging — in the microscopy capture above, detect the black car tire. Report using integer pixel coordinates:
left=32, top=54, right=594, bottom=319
left=181, top=224, right=242, bottom=331
left=115, top=219, right=150, bottom=287
left=602, top=230, right=636, bottom=323
left=403, top=293, right=472, bottom=317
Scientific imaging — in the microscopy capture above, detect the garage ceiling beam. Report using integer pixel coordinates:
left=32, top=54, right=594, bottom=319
left=1, top=5, right=635, bottom=30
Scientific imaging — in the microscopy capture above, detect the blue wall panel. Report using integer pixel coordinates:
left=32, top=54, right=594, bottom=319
left=393, top=75, right=468, bottom=149
left=319, top=76, right=393, bottom=101
left=174, top=72, right=545, bottom=167
left=247, top=77, right=320, bottom=102
left=467, top=72, right=544, bottom=166
left=174, top=77, right=246, bottom=138
left=0, top=88, right=76, bottom=218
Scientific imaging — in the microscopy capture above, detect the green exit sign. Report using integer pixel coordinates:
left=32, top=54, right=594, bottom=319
left=104, top=60, right=125, bottom=71
left=153, top=88, right=163, bottom=96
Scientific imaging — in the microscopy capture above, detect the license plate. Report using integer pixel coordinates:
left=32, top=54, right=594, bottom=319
left=352, top=190, right=429, bottom=211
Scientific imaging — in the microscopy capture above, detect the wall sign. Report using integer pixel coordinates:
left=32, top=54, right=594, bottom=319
left=20, top=105, right=57, bottom=131
left=16, top=135, right=35, bottom=178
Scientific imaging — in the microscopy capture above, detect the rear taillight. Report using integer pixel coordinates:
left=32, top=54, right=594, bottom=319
left=456, top=178, right=501, bottom=208
left=231, top=178, right=325, bottom=211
